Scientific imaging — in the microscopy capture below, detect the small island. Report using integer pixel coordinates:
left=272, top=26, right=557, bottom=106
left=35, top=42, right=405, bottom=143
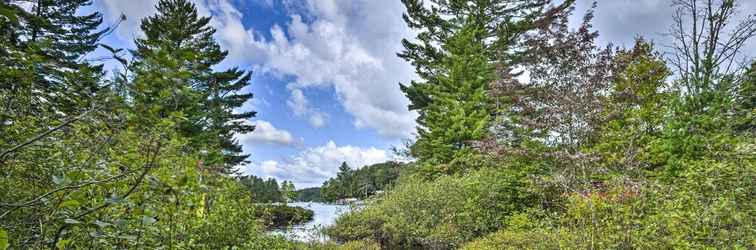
left=254, top=204, right=314, bottom=229
left=238, top=175, right=314, bottom=228
left=239, top=161, right=405, bottom=231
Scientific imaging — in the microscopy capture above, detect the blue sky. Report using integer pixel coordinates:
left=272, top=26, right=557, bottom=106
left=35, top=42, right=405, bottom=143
left=88, top=0, right=755, bottom=188
left=92, top=0, right=417, bottom=188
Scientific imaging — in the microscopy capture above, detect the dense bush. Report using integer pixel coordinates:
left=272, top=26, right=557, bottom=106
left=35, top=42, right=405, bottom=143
left=0, top=0, right=276, bottom=248
left=463, top=161, right=755, bottom=249
left=185, top=178, right=266, bottom=249
left=327, top=167, right=537, bottom=249
left=240, top=234, right=305, bottom=249
left=462, top=228, right=558, bottom=250
left=305, top=239, right=381, bottom=250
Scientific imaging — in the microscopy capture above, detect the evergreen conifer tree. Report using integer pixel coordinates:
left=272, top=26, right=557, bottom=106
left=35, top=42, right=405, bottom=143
left=733, top=62, right=755, bottom=134
left=281, top=180, right=296, bottom=202
left=0, top=0, right=105, bottom=121
left=399, top=0, right=575, bottom=172
left=130, top=0, right=255, bottom=170
left=411, top=24, right=493, bottom=168
left=336, top=162, right=352, bottom=197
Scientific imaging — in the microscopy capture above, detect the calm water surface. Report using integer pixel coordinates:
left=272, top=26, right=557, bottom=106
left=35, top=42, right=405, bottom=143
left=269, top=202, right=351, bottom=242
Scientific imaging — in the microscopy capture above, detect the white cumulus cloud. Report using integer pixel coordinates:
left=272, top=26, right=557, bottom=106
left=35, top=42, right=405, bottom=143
left=216, top=0, right=419, bottom=138
left=240, top=140, right=391, bottom=188
left=237, top=120, right=299, bottom=146
left=286, top=88, right=328, bottom=128
left=96, top=0, right=418, bottom=138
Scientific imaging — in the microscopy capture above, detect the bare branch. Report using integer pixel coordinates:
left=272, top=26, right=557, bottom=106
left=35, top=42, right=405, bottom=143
left=668, top=0, right=755, bottom=95
left=0, top=166, right=136, bottom=218
left=0, top=109, right=93, bottom=162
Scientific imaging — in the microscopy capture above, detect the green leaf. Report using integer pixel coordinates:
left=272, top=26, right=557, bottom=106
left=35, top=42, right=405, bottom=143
left=93, top=220, right=111, bottom=228
left=56, top=239, right=70, bottom=250
left=114, top=219, right=128, bottom=227
left=117, top=235, right=137, bottom=241
left=59, top=200, right=80, bottom=208
left=142, top=215, right=156, bottom=225
left=104, top=196, right=121, bottom=204
left=89, top=230, right=105, bottom=238
left=177, top=175, right=188, bottom=186
left=52, top=175, right=66, bottom=185
left=0, top=229, right=8, bottom=250
left=64, top=218, right=81, bottom=224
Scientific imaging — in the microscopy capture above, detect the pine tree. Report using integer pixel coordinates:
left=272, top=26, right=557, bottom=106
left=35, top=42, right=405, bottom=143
left=399, top=0, right=575, bottom=172
left=399, top=0, right=575, bottom=112
left=732, top=61, right=754, bottom=134
left=1, top=0, right=105, bottom=122
left=411, top=24, right=493, bottom=168
left=130, top=0, right=254, bottom=169
left=205, top=68, right=256, bottom=167
left=280, top=180, right=296, bottom=202
left=320, top=178, right=338, bottom=201
left=0, top=1, right=123, bottom=247
left=337, top=162, right=352, bottom=177
left=335, top=162, right=353, bottom=198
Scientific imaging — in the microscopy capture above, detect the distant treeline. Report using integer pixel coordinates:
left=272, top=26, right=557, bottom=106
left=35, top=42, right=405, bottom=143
left=295, top=187, right=323, bottom=202
left=238, top=175, right=295, bottom=203
left=320, top=161, right=404, bottom=202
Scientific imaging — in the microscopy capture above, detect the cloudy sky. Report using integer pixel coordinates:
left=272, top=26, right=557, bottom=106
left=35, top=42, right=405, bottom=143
left=87, top=0, right=755, bottom=188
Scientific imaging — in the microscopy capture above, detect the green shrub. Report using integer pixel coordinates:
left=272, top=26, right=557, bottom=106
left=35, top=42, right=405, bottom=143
left=326, top=208, right=384, bottom=242
left=462, top=229, right=558, bottom=250
left=463, top=161, right=755, bottom=249
left=240, top=234, right=304, bottom=250
left=305, top=239, right=381, bottom=250
left=328, top=167, right=537, bottom=249
left=187, top=178, right=268, bottom=249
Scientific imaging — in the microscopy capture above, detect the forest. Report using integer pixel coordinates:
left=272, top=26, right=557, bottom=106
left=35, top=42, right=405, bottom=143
left=319, top=161, right=404, bottom=202
left=0, top=0, right=301, bottom=248
left=239, top=175, right=296, bottom=203
left=1, top=0, right=754, bottom=249
left=295, top=187, right=323, bottom=203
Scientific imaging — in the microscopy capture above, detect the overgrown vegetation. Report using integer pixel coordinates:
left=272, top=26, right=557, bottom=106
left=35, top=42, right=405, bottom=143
left=0, top=0, right=290, bottom=248
left=327, top=166, right=536, bottom=248
left=1, top=0, right=754, bottom=249
left=328, top=0, right=755, bottom=249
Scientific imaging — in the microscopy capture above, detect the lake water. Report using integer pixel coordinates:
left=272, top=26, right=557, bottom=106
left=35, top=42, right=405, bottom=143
left=269, top=202, right=351, bottom=242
